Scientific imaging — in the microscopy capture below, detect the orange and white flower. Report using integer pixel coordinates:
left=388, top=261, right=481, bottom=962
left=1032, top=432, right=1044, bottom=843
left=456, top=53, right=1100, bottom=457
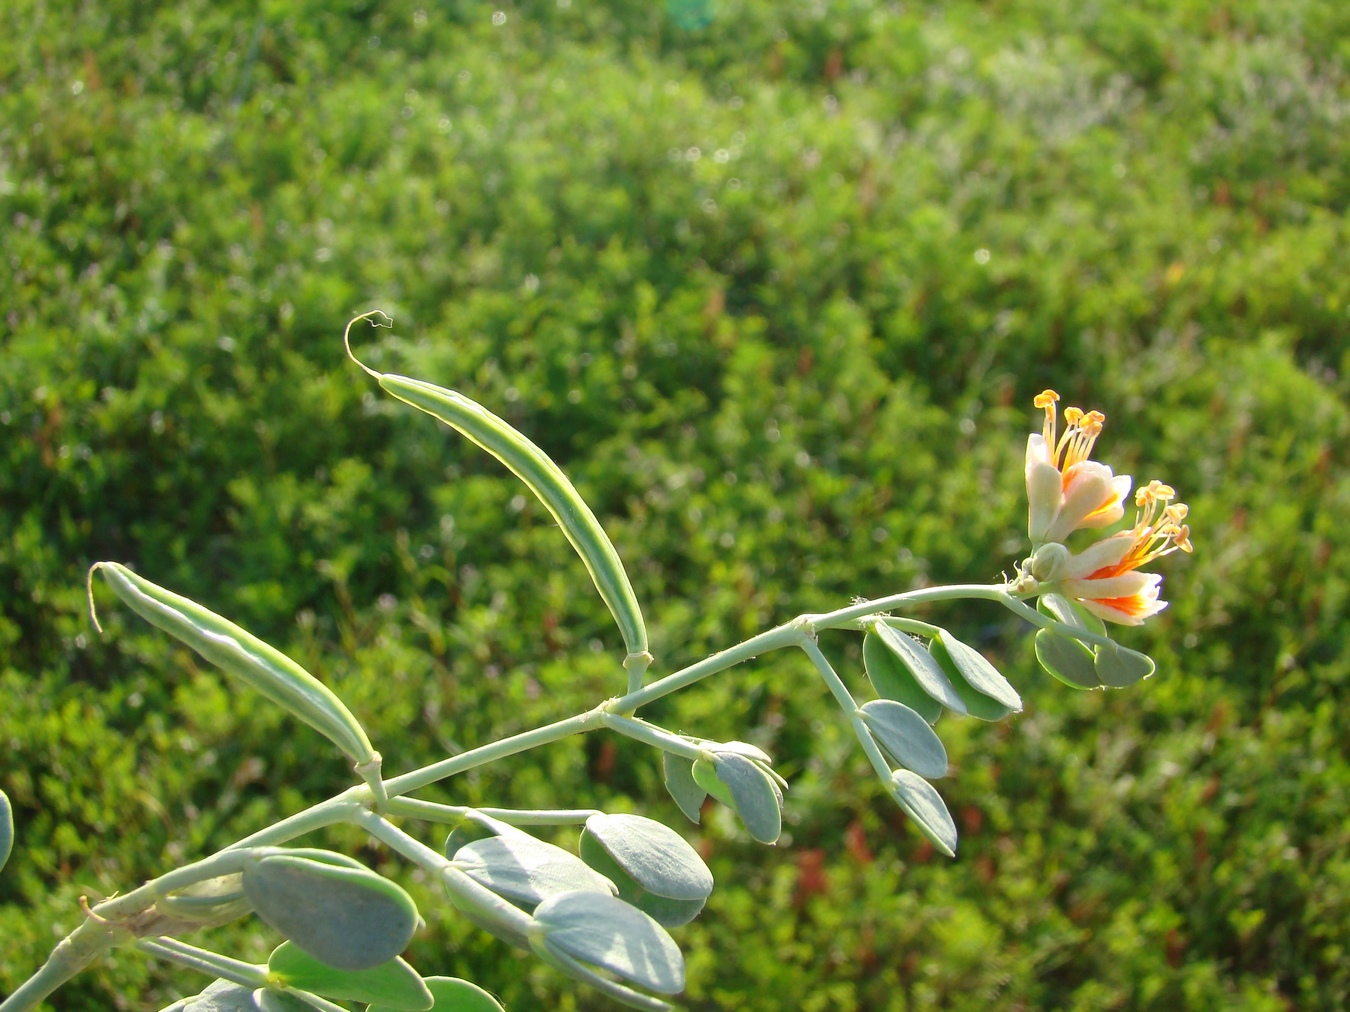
left=1039, top=480, right=1194, bottom=625
left=1026, top=390, right=1132, bottom=546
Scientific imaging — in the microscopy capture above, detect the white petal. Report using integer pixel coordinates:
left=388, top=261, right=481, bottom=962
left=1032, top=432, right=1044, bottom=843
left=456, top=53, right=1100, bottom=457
left=1026, top=460, right=1063, bottom=544
left=1025, top=433, right=1052, bottom=470
left=1043, top=466, right=1113, bottom=544
left=1059, top=534, right=1135, bottom=580
left=1060, top=571, right=1156, bottom=601
left=1077, top=598, right=1144, bottom=626
left=1078, top=595, right=1167, bottom=626
left=1078, top=473, right=1133, bottom=530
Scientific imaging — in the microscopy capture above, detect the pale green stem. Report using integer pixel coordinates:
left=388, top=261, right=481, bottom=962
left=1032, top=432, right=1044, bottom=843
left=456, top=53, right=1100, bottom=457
left=352, top=810, right=535, bottom=939
left=995, top=593, right=1117, bottom=649
left=0, top=797, right=364, bottom=1012
left=798, top=639, right=894, bottom=785
left=871, top=615, right=943, bottom=637
left=624, top=651, right=653, bottom=695
left=805, top=584, right=1013, bottom=631
left=285, top=991, right=353, bottom=1012
left=0, top=915, right=132, bottom=1012
left=383, top=797, right=600, bottom=826
left=135, top=937, right=266, bottom=989
left=612, top=623, right=810, bottom=712
left=222, top=794, right=366, bottom=851
left=7, top=582, right=1028, bottom=1012
left=384, top=710, right=604, bottom=798
left=599, top=713, right=704, bottom=760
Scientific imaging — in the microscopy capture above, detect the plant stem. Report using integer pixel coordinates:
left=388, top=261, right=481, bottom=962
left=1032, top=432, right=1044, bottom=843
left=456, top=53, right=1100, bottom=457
left=599, top=713, right=704, bottom=759
left=0, top=915, right=132, bottom=1012
left=135, top=937, right=266, bottom=988
left=872, top=615, right=943, bottom=637
left=995, top=592, right=1117, bottom=649
left=383, top=710, right=604, bottom=797
left=612, top=622, right=810, bottom=712
left=383, top=797, right=600, bottom=826
left=798, top=639, right=894, bottom=784
left=353, top=810, right=536, bottom=940
left=7, top=581, right=1024, bottom=1010
left=805, top=584, right=1012, bottom=631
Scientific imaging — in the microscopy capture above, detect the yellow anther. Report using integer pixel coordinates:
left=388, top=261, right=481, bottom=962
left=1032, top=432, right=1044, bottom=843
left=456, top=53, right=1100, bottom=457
left=1033, top=390, right=1060, bottom=409
left=1063, top=406, right=1084, bottom=426
left=1136, top=479, right=1175, bottom=506
left=1165, top=503, right=1189, bottom=523
left=1171, top=524, right=1193, bottom=552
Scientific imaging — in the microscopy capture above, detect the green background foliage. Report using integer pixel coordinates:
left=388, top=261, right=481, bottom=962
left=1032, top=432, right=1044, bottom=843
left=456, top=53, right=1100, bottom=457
left=3, top=0, right=1349, bottom=1008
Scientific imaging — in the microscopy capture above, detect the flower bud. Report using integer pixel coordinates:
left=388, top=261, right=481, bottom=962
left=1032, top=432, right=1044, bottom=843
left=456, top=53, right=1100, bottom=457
left=1028, top=542, right=1070, bottom=582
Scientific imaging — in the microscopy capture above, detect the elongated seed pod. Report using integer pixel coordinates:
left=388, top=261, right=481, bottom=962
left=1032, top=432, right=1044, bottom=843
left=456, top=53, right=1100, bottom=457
left=91, top=562, right=376, bottom=765
left=377, top=373, right=649, bottom=660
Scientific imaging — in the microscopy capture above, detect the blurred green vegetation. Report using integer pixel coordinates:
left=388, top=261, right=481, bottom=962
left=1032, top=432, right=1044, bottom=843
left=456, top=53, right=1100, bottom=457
left=2, top=0, right=1349, bottom=1009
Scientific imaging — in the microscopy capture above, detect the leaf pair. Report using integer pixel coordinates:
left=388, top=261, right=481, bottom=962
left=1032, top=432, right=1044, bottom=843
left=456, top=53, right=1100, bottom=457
left=445, top=815, right=704, bottom=1009
left=578, top=813, right=714, bottom=928
left=163, top=975, right=500, bottom=1012
left=861, top=622, right=1023, bottom=856
left=662, top=740, right=785, bottom=845
left=864, top=622, right=1023, bottom=723
left=452, top=813, right=713, bottom=926
left=1034, top=595, right=1156, bottom=689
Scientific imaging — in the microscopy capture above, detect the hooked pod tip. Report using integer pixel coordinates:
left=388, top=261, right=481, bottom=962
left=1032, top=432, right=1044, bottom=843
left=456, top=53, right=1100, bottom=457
left=342, top=310, right=393, bottom=379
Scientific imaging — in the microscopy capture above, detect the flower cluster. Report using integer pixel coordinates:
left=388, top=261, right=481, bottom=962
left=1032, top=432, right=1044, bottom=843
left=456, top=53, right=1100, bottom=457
left=1021, top=391, right=1193, bottom=625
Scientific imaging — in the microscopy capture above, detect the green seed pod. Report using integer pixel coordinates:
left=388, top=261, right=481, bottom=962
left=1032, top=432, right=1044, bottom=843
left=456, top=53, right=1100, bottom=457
left=91, top=562, right=376, bottom=766
left=0, top=788, right=12, bottom=875
left=373, top=371, right=649, bottom=664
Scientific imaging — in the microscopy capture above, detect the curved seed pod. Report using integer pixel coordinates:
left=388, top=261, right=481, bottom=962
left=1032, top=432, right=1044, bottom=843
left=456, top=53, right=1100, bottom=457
left=0, top=788, right=12, bottom=875
left=156, top=873, right=254, bottom=929
left=372, top=372, right=649, bottom=664
left=91, top=562, right=376, bottom=767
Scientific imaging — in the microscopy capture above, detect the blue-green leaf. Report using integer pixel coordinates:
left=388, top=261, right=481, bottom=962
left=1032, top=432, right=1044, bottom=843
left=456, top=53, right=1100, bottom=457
left=268, top=942, right=432, bottom=1010
left=453, top=833, right=615, bottom=908
left=252, top=991, right=315, bottom=1012
left=928, top=636, right=1019, bottom=721
left=709, top=752, right=782, bottom=845
left=1040, top=592, right=1108, bottom=637
left=661, top=752, right=706, bottom=824
left=934, top=630, right=1023, bottom=710
left=242, top=854, right=419, bottom=971
left=869, top=623, right=965, bottom=716
left=371, top=977, right=504, bottom=1012
left=1095, top=640, right=1155, bottom=687
left=888, top=770, right=958, bottom=858
left=1034, top=628, right=1100, bottom=689
left=582, top=814, right=712, bottom=901
left=579, top=814, right=711, bottom=927
left=177, top=980, right=259, bottom=1012
left=534, top=890, right=685, bottom=995
left=858, top=700, right=949, bottom=779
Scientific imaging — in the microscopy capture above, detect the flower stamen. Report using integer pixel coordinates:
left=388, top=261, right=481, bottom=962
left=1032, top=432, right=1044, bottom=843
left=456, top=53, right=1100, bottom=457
left=1034, top=389, right=1060, bottom=449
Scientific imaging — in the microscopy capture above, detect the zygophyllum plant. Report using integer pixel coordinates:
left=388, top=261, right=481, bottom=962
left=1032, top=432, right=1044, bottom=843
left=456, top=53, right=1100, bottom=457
left=0, top=314, right=1194, bottom=1012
